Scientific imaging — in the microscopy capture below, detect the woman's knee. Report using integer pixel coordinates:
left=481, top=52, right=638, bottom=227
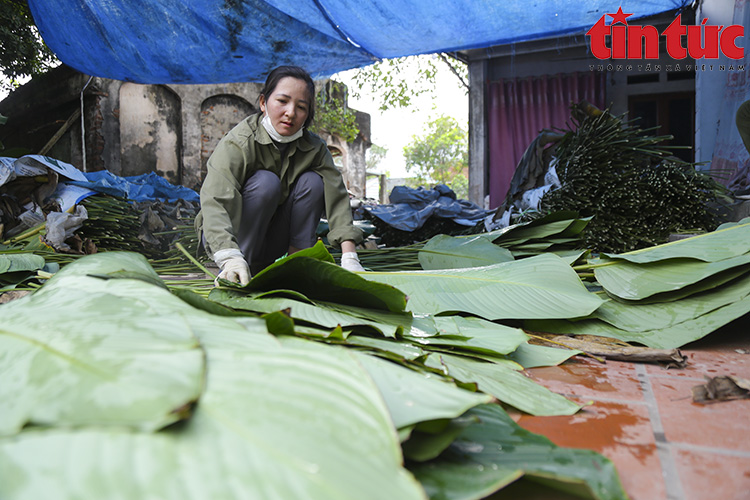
left=242, top=170, right=281, bottom=204
left=294, top=171, right=324, bottom=199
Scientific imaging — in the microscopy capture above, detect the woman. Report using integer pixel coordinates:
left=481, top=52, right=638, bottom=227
left=195, top=65, right=364, bottom=285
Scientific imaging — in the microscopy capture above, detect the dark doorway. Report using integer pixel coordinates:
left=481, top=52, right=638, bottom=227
left=628, top=92, right=695, bottom=163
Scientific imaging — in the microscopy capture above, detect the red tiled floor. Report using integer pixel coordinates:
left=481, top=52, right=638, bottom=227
left=650, top=376, right=750, bottom=451
left=673, top=448, right=750, bottom=500
left=517, top=314, right=750, bottom=500
left=513, top=401, right=667, bottom=500
left=526, top=357, right=645, bottom=402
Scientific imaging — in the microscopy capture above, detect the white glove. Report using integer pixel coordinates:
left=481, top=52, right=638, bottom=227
left=213, top=248, right=251, bottom=286
left=340, top=252, right=365, bottom=272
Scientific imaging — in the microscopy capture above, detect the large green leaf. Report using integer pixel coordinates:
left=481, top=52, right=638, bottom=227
left=425, top=353, right=581, bottom=416
left=210, top=290, right=412, bottom=337
left=242, top=241, right=407, bottom=312
left=405, top=316, right=528, bottom=356
left=418, top=234, right=513, bottom=270
left=592, top=272, right=750, bottom=331
left=0, top=253, right=46, bottom=274
left=507, top=342, right=581, bottom=368
left=600, top=219, right=750, bottom=263
left=594, top=254, right=750, bottom=301
left=409, top=404, right=627, bottom=500
left=482, top=211, right=582, bottom=244
left=364, top=254, right=603, bottom=320
left=527, top=293, right=750, bottom=348
left=0, top=337, right=427, bottom=500
left=353, top=352, right=492, bottom=429
left=0, top=253, right=206, bottom=437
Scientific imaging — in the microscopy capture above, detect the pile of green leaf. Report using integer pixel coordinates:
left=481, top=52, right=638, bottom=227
left=356, top=211, right=591, bottom=271
left=1, top=244, right=628, bottom=500
left=528, top=218, right=750, bottom=349
left=541, top=110, right=728, bottom=253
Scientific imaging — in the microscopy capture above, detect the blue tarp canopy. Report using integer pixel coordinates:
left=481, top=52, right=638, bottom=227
left=28, top=0, right=690, bottom=84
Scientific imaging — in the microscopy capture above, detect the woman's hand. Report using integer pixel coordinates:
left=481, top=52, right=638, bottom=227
left=213, top=248, right=251, bottom=286
left=340, top=240, right=365, bottom=272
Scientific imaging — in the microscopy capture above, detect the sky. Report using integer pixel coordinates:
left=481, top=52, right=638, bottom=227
left=333, top=58, right=469, bottom=180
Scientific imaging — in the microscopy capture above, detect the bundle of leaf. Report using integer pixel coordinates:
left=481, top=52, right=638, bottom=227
left=527, top=218, right=750, bottom=349
left=541, top=107, right=728, bottom=253
left=0, top=248, right=627, bottom=500
left=77, top=195, right=198, bottom=260
left=352, top=211, right=591, bottom=272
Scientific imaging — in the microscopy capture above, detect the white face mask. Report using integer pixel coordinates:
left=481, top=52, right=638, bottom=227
left=262, top=113, right=304, bottom=144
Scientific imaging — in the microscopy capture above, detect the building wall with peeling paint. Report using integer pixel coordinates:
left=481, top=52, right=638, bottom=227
left=0, top=65, right=369, bottom=196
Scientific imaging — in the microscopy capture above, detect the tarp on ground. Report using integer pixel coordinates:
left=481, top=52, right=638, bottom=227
left=28, top=0, right=691, bottom=84
left=366, top=184, right=493, bottom=232
left=70, top=171, right=200, bottom=203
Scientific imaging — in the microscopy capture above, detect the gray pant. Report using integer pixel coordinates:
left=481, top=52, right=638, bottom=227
left=238, top=169, right=324, bottom=274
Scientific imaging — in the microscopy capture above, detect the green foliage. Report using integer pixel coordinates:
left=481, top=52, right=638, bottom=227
left=310, top=80, right=360, bottom=143
left=347, top=55, right=441, bottom=111
left=0, top=0, right=58, bottom=93
left=367, top=143, right=388, bottom=171
left=541, top=109, right=728, bottom=253
left=403, top=115, right=468, bottom=198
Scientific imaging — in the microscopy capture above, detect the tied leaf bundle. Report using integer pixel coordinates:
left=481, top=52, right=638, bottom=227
left=542, top=108, right=727, bottom=253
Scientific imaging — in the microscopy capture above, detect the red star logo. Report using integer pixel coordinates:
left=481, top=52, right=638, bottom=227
left=607, top=6, right=633, bottom=25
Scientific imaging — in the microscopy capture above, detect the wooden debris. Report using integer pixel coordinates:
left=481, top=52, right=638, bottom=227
left=528, top=332, right=687, bottom=367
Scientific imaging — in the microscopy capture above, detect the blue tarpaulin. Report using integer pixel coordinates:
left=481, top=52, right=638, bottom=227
left=366, top=184, right=493, bottom=232
left=70, top=171, right=200, bottom=202
left=28, top=0, right=691, bottom=84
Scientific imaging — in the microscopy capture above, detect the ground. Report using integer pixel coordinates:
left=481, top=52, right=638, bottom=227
left=493, top=315, right=750, bottom=500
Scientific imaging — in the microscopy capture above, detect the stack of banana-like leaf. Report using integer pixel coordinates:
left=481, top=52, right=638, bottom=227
left=527, top=217, right=750, bottom=349
left=1, top=244, right=626, bottom=500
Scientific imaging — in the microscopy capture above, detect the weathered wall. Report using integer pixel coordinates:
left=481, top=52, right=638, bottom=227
left=0, top=66, right=369, bottom=196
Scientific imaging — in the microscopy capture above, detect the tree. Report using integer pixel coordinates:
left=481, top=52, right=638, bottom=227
left=403, top=115, right=468, bottom=199
left=0, top=0, right=58, bottom=93
left=346, top=54, right=467, bottom=112
left=366, top=144, right=388, bottom=172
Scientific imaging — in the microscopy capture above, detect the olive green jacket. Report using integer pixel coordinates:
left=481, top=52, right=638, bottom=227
left=195, top=113, right=362, bottom=259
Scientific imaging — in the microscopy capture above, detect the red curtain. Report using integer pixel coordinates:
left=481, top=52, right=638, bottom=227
left=487, top=71, right=607, bottom=208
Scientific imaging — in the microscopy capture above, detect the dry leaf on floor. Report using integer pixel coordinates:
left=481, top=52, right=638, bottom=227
left=692, top=375, right=750, bottom=404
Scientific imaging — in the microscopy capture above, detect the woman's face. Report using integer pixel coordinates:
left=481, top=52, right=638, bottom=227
left=259, top=76, right=311, bottom=136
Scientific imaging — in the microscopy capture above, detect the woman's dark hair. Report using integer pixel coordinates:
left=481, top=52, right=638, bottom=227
left=260, top=65, right=316, bottom=128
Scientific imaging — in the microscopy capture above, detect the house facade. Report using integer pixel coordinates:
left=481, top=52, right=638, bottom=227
left=0, top=65, right=370, bottom=196
left=459, top=1, right=747, bottom=209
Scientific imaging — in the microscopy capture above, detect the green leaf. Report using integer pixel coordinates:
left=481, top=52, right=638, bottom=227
left=594, top=254, right=750, bottom=301
left=527, top=293, right=750, bottom=349
left=507, top=342, right=581, bottom=369
left=364, top=254, right=603, bottom=320
left=245, top=242, right=407, bottom=313
left=209, top=295, right=411, bottom=338
left=600, top=219, right=750, bottom=263
left=406, top=316, right=527, bottom=356
left=0, top=253, right=206, bottom=436
left=346, top=335, right=427, bottom=360
left=409, top=404, right=627, bottom=500
left=0, top=338, right=427, bottom=500
left=354, top=352, right=492, bottom=430
left=262, top=310, right=296, bottom=335
left=0, top=253, right=45, bottom=274
left=425, top=353, right=581, bottom=416
left=418, top=234, right=514, bottom=270
left=403, top=415, right=478, bottom=462
left=592, top=272, right=750, bottom=331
